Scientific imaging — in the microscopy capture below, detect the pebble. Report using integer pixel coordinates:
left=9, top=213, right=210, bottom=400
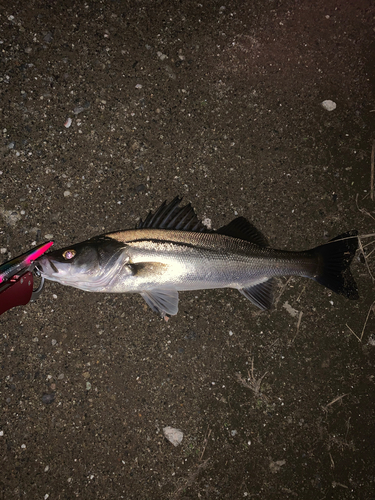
left=64, top=190, right=71, bottom=197
left=202, top=217, right=212, bottom=229
left=0, top=248, right=7, bottom=254
left=42, top=393, right=56, bottom=405
left=44, top=234, right=53, bottom=239
left=64, top=117, right=72, bottom=128
left=73, top=102, right=90, bottom=115
left=86, top=382, right=92, bottom=391
left=163, top=426, right=183, bottom=446
left=321, top=99, right=336, bottom=111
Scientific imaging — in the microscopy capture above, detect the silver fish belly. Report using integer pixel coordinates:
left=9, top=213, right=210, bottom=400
left=36, top=197, right=359, bottom=318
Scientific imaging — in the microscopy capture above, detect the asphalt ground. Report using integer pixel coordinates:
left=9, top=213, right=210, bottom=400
left=1, top=1, right=375, bottom=498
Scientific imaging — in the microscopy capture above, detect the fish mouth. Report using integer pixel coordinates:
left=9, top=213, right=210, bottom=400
left=35, top=257, right=59, bottom=277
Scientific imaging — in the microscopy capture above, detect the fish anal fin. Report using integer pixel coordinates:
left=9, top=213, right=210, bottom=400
left=239, top=278, right=275, bottom=310
left=141, top=288, right=179, bottom=317
left=216, top=217, right=269, bottom=246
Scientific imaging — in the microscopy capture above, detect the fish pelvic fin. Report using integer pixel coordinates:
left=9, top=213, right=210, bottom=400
left=312, top=230, right=359, bottom=299
left=140, top=288, right=179, bottom=318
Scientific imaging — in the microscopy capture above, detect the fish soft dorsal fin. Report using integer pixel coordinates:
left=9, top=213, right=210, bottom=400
left=137, top=196, right=208, bottom=232
left=216, top=217, right=269, bottom=246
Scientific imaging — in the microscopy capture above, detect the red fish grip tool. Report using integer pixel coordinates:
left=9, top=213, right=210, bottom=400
left=0, top=241, right=53, bottom=316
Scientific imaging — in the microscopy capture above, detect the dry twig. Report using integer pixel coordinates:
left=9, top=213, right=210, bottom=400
left=171, top=459, right=210, bottom=499
left=200, top=428, right=212, bottom=461
left=290, top=310, right=303, bottom=344
left=323, top=393, right=348, bottom=412
left=346, top=300, right=375, bottom=342
left=236, top=358, right=268, bottom=400
left=274, top=277, right=292, bottom=307
left=371, top=140, right=375, bottom=201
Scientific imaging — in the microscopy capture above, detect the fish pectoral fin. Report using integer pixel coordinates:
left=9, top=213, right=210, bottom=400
left=239, top=278, right=275, bottom=310
left=140, top=288, right=179, bottom=318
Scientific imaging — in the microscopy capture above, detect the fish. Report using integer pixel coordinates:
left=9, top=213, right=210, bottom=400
left=36, top=196, right=359, bottom=318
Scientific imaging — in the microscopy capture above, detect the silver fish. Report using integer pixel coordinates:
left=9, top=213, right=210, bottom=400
left=36, top=197, right=359, bottom=318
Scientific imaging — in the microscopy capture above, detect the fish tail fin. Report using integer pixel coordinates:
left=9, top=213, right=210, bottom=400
left=312, top=230, right=359, bottom=299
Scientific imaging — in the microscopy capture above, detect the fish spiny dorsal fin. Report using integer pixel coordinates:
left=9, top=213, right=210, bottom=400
left=216, top=217, right=269, bottom=246
left=136, top=196, right=208, bottom=232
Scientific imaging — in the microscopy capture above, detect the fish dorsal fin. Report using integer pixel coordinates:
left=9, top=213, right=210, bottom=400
left=140, top=288, right=179, bottom=317
left=216, top=217, right=269, bottom=246
left=239, top=278, right=275, bottom=310
left=137, top=196, right=208, bottom=232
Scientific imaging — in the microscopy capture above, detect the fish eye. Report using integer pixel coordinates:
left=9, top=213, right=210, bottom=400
left=63, top=249, right=76, bottom=260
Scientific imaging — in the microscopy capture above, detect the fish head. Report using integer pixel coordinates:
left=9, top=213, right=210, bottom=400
left=36, top=237, right=129, bottom=291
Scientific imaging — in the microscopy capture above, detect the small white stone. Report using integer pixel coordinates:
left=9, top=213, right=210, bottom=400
left=135, top=84, right=143, bottom=89
left=0, top=431, right=4, bottom=436
left=157, top=52, right=168, bottom=61
left=321, top=99, right=336, bottom=111
left=21, top=444, right=26, bottom=449
left=64, top=117, right=72, bottom=128
left=202, top=217, right=212, bottom=229
left=163, top=426, right=183, bottom=447
left=229, top=330, right=234, bottom=336
left=44, top=465, right=49, bottom=472
left=64, top=190, right=71, bottom=197
left=53, top=294, right=57, bottom=299
left=0, top=248, right=7, bottom=254
left=44, top=234, right=53, bottom=239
